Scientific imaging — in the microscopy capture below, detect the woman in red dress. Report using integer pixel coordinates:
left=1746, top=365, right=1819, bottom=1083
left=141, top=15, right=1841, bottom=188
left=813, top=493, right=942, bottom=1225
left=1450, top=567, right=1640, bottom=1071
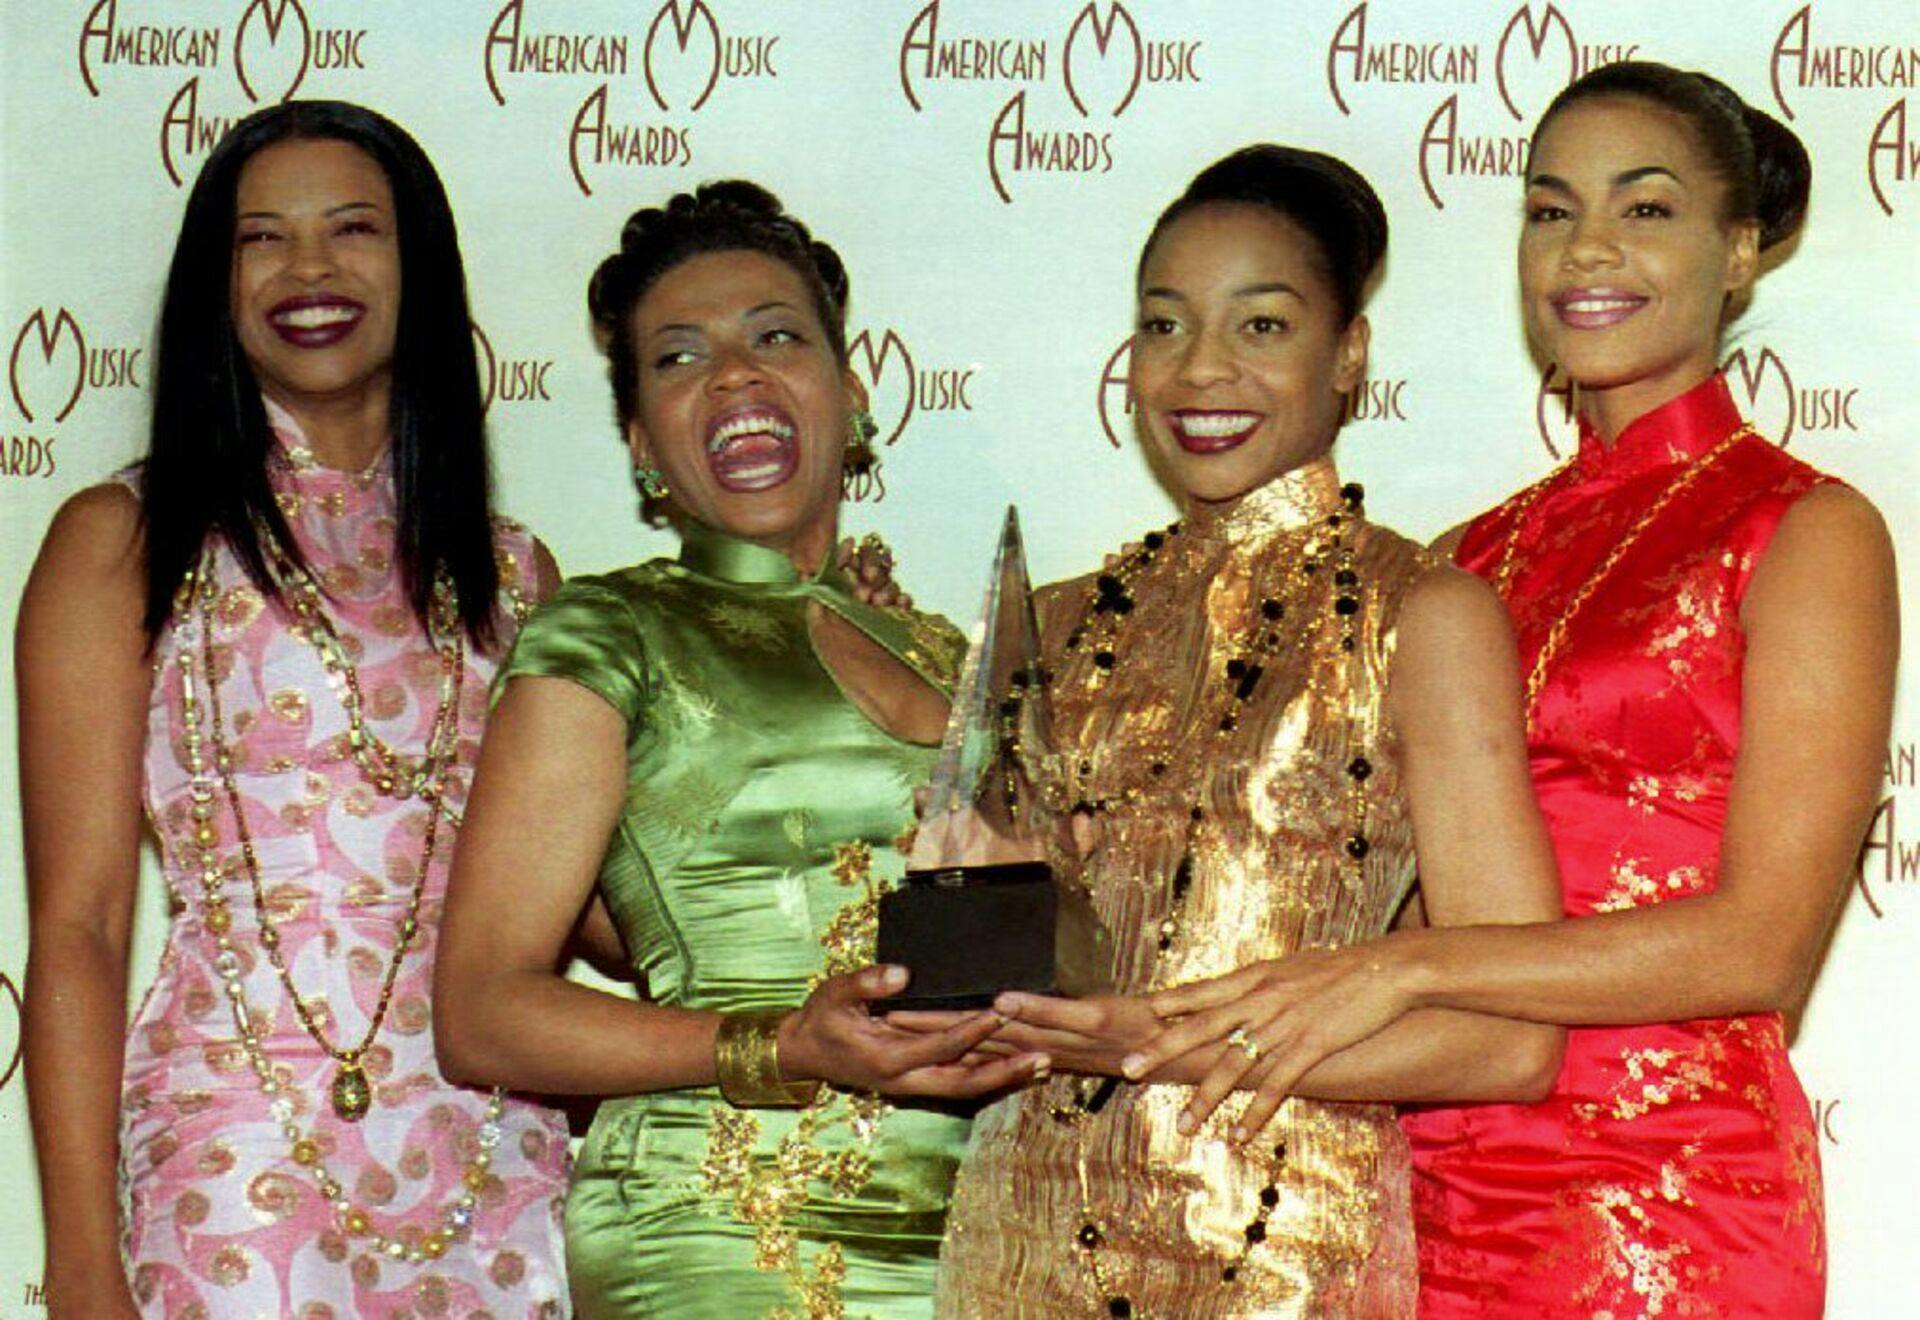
left=1122, top=63, right=1897, bottom=1316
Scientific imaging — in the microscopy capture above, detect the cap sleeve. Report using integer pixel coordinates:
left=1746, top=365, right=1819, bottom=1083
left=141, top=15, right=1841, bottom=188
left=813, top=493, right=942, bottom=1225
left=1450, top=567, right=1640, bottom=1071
left=497, top=579, right=651, bottom=726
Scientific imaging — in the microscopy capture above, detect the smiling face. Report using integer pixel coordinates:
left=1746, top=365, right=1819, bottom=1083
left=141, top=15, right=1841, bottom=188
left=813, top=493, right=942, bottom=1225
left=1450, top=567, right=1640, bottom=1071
left=625, top=248, right=862, bottom=564
left=229, top=136, right=401, bottom=417
left=1521, top=96, right=1759, bottom=436
left=1130, top=203, right=1367, bottom=507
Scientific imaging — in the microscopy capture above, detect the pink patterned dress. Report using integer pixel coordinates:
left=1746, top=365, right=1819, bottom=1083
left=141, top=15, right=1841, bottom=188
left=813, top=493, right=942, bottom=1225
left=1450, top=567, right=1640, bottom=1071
left=116, top=405, right=570, bottom=1318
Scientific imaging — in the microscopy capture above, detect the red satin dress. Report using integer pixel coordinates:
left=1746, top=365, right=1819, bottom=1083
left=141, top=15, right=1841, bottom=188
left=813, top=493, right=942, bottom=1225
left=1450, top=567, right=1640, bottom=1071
left=1403, top=374, right=1828, bottom=1317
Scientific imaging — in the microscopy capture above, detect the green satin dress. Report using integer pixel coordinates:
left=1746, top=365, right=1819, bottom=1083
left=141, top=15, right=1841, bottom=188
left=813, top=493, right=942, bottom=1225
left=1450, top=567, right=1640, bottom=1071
left=500, top=521, right=972, bottom=1319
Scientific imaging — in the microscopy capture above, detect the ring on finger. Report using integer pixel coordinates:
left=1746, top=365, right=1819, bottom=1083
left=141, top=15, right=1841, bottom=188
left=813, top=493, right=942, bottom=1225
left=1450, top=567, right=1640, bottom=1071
left=1227, top=1026, right=1261, bottom=1062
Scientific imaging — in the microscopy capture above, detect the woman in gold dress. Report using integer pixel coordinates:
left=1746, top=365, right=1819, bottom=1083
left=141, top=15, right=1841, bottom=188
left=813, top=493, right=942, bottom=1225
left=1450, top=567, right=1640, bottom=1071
left=927, top=147, right=1567, bottom=1316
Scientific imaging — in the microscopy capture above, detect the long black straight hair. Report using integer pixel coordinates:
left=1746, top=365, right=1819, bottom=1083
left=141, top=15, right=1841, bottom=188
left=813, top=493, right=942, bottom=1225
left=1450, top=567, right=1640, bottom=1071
left=141, top=99, right=499, bottom=648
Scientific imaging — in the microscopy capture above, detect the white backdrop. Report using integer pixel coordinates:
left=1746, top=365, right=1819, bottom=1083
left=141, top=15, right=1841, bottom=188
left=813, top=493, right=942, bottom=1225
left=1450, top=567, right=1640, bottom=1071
left=3, top=1, right=1916, bottom=1313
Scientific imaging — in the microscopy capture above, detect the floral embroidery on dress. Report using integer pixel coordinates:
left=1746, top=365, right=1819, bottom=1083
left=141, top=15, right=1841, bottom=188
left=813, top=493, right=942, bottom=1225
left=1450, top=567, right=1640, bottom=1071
left=706, top=595, right=791, bottom=651
left=1407, top=376, right=1828, bottom=1316
left=700, top=831, right=904, bottom=1318
left=895, top=609, right=965, bottom=686
left=1595, top=854, right=1709, bottom=912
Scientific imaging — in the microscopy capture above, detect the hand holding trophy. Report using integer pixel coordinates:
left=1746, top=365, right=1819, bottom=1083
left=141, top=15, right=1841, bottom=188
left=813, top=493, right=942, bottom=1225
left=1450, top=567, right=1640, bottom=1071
left=876, top=508, right=1111, bottom=1009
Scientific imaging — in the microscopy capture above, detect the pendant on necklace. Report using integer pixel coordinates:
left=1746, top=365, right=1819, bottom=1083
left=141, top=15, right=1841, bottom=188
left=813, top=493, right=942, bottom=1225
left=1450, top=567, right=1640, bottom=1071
left=331, top=1060, right=373, bottom=1121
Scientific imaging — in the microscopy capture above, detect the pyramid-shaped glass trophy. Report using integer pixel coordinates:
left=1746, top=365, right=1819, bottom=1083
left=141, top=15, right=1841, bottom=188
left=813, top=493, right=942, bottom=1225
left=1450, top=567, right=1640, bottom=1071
left=876, top=507, right=1111, bottom=1009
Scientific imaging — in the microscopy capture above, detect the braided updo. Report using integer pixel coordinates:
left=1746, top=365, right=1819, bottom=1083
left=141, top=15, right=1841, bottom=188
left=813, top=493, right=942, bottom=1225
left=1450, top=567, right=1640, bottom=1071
left=587, top=180, right=852, bottom=432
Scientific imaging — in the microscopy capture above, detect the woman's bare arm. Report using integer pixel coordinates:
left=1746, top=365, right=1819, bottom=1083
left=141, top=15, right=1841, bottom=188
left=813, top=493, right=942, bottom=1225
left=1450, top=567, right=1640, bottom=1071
left=1378, top=484, right=1895, bottom=1023
left=19, top=485, right=151, bottom=1317
left=972, top=566, right=1566, bottom=1133
left=518, top=538, right=631, bottom=981
left=1139, top=486, right=1892, bottom=1093
left=433, top=675, right=1035, bottom=1099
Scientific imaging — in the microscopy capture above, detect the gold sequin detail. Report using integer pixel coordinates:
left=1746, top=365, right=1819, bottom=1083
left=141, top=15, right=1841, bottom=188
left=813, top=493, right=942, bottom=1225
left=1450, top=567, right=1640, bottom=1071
left=938, top=461, right=1424, bottom=1315
left=699, top=1092, right=885, bottom=1319
left=246, top=1171, right=301, bottom=1222
left=697, top=837, right=899, bottom=1317
left=1782, top=1125, right=1825, bottom=1262
left=208, top=1244, right=251, bottom=1287
left=896, top=610, right=964, bottom=685
left=1573, top=1181, right=1695, bottom=1315
left=812, top=842, right=892, bottom=991
left=829, top=840, right=871, bottom=887
left=707, top=597, right=788, bottom=650
left=1574, top=1021, right=1749, bottom=1128
left=1594, top=856, right=1708, bottom=913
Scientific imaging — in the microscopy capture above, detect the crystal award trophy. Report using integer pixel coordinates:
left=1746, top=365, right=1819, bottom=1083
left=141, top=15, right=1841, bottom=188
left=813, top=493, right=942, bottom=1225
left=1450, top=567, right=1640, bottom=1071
left=875, top=507, right=1111, bottom=1010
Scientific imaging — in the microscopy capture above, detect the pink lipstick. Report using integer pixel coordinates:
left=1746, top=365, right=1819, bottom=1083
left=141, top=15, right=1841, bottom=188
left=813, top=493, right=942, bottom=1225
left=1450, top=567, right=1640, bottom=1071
left=1550, top=287, right=1648, bottom=330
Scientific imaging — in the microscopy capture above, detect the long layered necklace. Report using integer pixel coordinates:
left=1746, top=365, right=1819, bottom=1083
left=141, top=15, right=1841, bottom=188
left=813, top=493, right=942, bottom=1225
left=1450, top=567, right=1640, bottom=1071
left=170, top=528, right=503, bottom=1264
left=1491, top=424, right=1754, bottom=723
left=1045, top=481, right=1380, bottom=1318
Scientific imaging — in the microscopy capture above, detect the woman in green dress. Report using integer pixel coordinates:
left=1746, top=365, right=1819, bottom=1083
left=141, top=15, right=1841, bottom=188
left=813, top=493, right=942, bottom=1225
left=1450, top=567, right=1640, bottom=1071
left=432, top=181, right=1043, bottom=1318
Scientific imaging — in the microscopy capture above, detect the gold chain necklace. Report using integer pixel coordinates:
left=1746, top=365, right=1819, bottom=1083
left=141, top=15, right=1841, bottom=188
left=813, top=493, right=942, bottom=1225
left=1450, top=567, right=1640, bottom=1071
left=258, top=520, right=465, bottom=800
left=1492, top=424, right=1753, bottom=722
left=186, top=535, right=464, bottom=1121
left=1046, top=484, right=1379, bottom=1317
left=172, top=549, right=505, bottom=1263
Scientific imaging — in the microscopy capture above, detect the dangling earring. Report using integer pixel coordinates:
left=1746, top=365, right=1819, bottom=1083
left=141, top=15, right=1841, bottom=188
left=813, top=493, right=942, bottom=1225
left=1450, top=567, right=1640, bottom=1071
left=633, top=463, right=670, bottom=500
left=843, top=410, right=879, bottom=478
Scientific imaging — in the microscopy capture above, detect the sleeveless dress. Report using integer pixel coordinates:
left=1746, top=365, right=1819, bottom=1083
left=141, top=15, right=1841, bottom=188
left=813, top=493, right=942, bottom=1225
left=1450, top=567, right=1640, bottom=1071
left=938, top=459, right=1429, bottom=1318
left=119, top=405, right=570, bottom=1318
left=500, top=520, right=973, bottom=1319
left=1402, top=374, right=1828, bottom=1317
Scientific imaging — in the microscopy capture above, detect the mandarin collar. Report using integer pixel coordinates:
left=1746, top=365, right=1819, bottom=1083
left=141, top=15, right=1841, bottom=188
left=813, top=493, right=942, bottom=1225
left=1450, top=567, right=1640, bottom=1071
left=1187, top=455, right=1347, bottom=549
left=263, top=395, right=388, bottom=487
left=1574, top=373, right=1746, bottom=482
left=677, top=519, right=851, bottom=592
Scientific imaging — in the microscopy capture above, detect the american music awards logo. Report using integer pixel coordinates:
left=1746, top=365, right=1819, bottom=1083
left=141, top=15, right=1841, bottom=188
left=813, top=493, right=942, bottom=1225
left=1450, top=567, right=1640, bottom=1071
left=4, top=307, right=147, bottom=480
left=1767, top=5, right=1919, bottom=218
left=0, top=971, right=21, bottom=1097
left=470, top=322, right=560, bottom=413
left=897, top=1, right=1203, bottom=205
left=479, top=1, right=779, bottom=197
left=1860, top=738, right=1920, bottom=922
left=78, top=0, right=370, bottom=186
left=1321, top=3, right=1641, bottom=211
left=1535, top=346, right=1864, bottom=459
left=843, top=324, right=980, bottom=503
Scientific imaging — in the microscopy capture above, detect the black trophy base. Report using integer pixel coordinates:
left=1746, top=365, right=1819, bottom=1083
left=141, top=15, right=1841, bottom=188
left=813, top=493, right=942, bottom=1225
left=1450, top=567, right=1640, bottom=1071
left=874, top=860, right=1057, bottom=1010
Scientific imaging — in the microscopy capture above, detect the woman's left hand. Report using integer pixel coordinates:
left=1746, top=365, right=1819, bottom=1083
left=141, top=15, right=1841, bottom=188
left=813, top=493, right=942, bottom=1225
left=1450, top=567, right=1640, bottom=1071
left=890, top=992, right=1163, bottom=1077
left=1122, top=945, right=1415, bottom=1140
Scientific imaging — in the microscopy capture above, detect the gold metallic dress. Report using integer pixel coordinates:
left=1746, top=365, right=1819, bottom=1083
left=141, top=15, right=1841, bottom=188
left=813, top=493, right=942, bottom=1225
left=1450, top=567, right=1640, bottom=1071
left=937, top=458, right=1430, bottom=1318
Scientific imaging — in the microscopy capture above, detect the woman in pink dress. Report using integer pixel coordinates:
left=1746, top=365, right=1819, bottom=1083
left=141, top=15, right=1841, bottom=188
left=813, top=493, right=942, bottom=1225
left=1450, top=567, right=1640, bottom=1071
left=1124, top=64, right=1896, bottom=1316
left=20, top=102, right=571, bottom=1317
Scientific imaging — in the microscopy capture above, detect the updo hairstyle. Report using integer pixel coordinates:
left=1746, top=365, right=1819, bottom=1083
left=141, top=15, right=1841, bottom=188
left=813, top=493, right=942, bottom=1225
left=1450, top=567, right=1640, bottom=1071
left=1137, top=144, right=1389, bottom=326
left=1529, top=61, right=1811, bottom=250
left=587, top=180, right=851, bottom=433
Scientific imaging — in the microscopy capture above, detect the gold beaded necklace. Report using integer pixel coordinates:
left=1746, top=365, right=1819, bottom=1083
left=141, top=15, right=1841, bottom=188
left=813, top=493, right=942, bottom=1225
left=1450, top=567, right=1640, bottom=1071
left=257, top=521, right=467, bottom=803
left=1491, top=424, right=1754, bottom=723
left=188, top=533, right=465, bottom=1122
left=1044, top=481, right=1380, bottom=1317
left=171, top=544, right=505, bottom=1263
